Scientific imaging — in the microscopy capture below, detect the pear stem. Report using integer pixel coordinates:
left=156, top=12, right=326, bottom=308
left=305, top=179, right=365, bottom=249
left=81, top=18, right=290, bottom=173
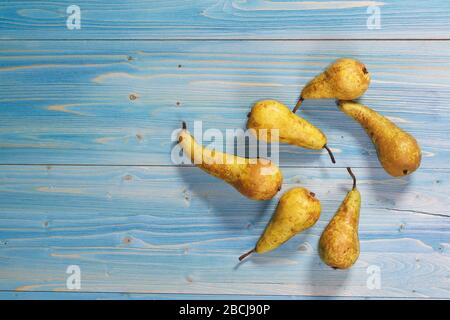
left=347, top=167, right=356, bottom=190
left=324, top=145, right=336, bottom=164
left=292, top=97, right=304, bottom=113
left=179, top=121, right=188, bottom=143
left=239, top=249, right=255, bottom=261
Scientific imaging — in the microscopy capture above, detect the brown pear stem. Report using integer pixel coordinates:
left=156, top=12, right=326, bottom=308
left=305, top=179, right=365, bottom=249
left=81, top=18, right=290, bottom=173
left=292, top=97, right=304, bottom=113
left=324, top=145, right=336, bottom=164
left=239, top=249, right=255, bottom=261
left=347, top=167, right=356, bottom=190
left=179, top=121, right=187, bottom=143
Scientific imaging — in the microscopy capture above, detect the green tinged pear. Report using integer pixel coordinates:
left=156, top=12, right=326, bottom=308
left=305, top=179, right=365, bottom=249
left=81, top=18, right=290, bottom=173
left=338, top=101, right=421, bottom=177
left=178, top=122, right=283, bottom=200
left=319, top=168, right=361, bottom=269
left=247, top=99, right=335, bottom=163
left=239, top=187, right=321, bottom=261
left=294, top=58, right=370, bottom=112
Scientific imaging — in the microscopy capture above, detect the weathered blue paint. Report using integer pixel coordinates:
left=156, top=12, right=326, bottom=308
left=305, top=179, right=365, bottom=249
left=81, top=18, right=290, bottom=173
left=0, top=166, right=448, bottom=298
left=0, top=1, right=450, bottom=39
left=0, top=41, right=449, bottom=168
left=0, top=1, right=449, bottom=300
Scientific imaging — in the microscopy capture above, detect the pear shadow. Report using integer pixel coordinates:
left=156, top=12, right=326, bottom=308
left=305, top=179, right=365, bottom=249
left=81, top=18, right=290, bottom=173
left=306, top=256, right=352, bottom=298
left=233, top=228, right=352, bottom=296
left=291, top=228, right=353, bottom=296
left=305, top=228, right=352, bottom=297
left=176, top=164, right=276, bottom=232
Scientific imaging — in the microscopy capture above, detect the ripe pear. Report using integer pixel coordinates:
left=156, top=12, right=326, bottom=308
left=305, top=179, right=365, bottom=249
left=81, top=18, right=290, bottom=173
left=338, top=101, right=421, bottom=177
left=178, top=122, right=282, bottom=200
left=247, top=99, right=335, bottom=163
left=294, top=58, right=370, bottom=112
left=239, top=187, right=321, bottom=260
left=319, top=168, right=360, bottom=269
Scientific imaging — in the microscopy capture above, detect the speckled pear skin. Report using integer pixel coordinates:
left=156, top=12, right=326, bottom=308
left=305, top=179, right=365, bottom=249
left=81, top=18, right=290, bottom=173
left=338, top=101, right=421, bottom=177
left=247, top=99, right=327, bottom=150
left=178, top=127, right=282, bottom=200
left=301, top=58, right=370, bottom=100
left=319, top=187, right=361, bottom=269
left=255, top=188, right=321, bottom=254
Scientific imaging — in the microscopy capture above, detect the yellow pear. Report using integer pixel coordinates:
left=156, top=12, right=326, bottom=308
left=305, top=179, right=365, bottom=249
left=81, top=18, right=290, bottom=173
left=319, top=168, right=361, bottom=269
left=239, top=188, right=321, bottom=260
left=338, top=101, right=421, bottom=177
left=294, top=58, right=370, bottom=112
left=178, top=122, right=282, bottom=200
left=247, top=99, right=335, bottom=163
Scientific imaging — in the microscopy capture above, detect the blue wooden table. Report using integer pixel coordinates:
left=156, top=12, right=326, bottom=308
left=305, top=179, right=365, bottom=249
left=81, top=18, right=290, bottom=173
left=0, top=1, right=449, bottom=300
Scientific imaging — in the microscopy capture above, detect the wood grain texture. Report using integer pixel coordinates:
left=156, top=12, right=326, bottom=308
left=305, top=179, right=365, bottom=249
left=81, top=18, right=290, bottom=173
left=0, top=291, right=437, bottom=300
left=1, top=1, right=450, bottom=40
left=1, top=40, right=449, bottom=168
left=1, top=1, right=450, bottom=300
left=0, top=166, right=448, bottom=298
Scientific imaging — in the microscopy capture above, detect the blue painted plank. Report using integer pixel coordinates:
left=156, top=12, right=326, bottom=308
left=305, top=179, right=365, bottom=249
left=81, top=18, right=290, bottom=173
left=0, top=40, right=449, bottom=168
left=0, top=166, right=448, bottom=298
left=0, top=291, right=432, bottom=300
left=1, top=1, right=450, bottom=39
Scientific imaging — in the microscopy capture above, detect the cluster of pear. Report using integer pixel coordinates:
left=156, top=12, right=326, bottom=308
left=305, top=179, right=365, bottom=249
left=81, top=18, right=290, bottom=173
left=178, top=58, right=421, bottom=269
